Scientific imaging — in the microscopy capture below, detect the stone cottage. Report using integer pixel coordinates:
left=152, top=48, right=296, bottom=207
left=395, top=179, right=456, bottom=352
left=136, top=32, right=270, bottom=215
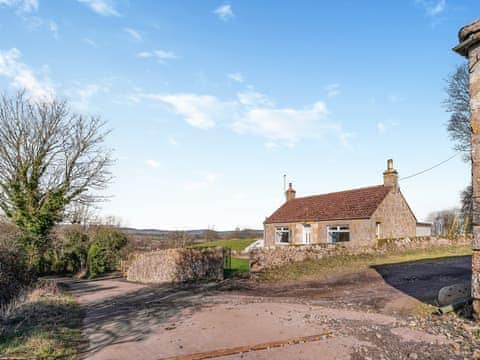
left=264, top=159, right=418, bottom=247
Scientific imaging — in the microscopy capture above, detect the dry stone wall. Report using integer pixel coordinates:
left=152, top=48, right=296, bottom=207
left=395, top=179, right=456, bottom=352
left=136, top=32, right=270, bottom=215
left=126, top=247, right=224, bottom=284
left=250, top=237, right=470, bottom=272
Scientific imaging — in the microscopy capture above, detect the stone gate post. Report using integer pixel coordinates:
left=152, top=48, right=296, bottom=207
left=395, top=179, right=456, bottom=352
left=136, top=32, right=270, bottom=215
left=454, top=19, right=480, bottom=319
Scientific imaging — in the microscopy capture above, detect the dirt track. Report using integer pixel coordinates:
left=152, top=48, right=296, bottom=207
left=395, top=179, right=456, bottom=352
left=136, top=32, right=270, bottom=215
left=65, top=255, right=476, bottom=359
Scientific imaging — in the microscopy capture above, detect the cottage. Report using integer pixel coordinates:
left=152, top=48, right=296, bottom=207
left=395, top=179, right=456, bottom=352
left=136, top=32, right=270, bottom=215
left=264, top=159, right=418, bottom=247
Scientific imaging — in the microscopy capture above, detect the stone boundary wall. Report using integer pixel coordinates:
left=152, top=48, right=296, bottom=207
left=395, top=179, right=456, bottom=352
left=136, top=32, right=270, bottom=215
left=249, top=237, right=470, bottom=272
left=126, top=247, right=224, bottom=284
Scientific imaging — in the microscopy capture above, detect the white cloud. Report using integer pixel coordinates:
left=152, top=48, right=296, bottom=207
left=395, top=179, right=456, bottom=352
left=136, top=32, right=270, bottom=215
left=139, top=88, right=350, bottom=148
left=145, top=159, right=160, bottom=168
left=265, top=142, right=279, bottom=151
left=49, top=20, right=58, bottom=38
left=71, top=83, right=109, bottom=111
left=149, top=93, right=232, bottom=129
left=213, top=3, right=233, bottom=21
left=83, top=38, right=98, bottom=47
left=377, top=122, right=386, bottom=134
left=184, top=172, right=222, bottom=191
left=0, top=0, right=38, bottom=13
left=21, top=0, right=37, bottom=12
left=77, top=0, right=119, bottom=17
left=387, top=93, right=405, bottom=103
left=168, top=136, right=178, bottom=146
left=0, top=48, right=54, bottom=101
left=325, top=83, right=341, bottom=98
left=415, top=0, right=446, bottom=16
left=124, top=27, right=142, bottom=41
left=237, top=90, right=273, bottom=107
left=136, top=50, right=178, bottom=64
left=228, top=73, right=244, bottom=83
left=233, top=101, right=342, bottom=145
left=376, top=120, right=397, bottom=134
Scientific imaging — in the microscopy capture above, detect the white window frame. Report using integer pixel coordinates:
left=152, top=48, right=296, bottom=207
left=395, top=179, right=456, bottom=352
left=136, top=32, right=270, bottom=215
left=275, top=226, right=290, bottom=245
left=375, top=222, right=381, bottom=239
left=302, top=224, right=312, bottom=244
left=327, top=225, right=350, bottom=243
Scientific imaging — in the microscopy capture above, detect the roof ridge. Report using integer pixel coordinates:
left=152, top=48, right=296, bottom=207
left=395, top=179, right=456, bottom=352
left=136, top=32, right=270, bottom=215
left=293, top=184, right=389, bottom=201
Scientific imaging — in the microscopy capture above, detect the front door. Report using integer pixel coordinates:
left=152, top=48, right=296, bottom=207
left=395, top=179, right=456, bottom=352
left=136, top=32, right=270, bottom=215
left=303, top=224, right=311, bottom=244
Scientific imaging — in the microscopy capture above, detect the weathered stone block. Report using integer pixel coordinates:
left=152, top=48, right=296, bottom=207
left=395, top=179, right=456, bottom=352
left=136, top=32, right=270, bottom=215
left=126, top=247, right=224, bottom=284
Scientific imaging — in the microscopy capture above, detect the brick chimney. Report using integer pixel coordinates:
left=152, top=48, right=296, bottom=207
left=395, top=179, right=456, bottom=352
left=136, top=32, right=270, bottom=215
left=383, top=159, right=398, bottom=189
left=285, top=182, right=296, bottom=202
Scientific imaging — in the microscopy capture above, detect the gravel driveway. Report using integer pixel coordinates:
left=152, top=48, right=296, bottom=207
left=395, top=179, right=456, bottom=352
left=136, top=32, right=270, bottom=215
left=64, top=255, right=477, bottom=359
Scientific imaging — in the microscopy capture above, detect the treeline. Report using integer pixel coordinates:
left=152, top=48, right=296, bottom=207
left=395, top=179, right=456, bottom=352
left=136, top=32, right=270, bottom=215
left=0, top=218, right=129, bottom=305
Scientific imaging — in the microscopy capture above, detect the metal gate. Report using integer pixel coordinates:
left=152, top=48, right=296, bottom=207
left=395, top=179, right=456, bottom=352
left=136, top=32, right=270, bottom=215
left=223, top=247, right=232, bottom=275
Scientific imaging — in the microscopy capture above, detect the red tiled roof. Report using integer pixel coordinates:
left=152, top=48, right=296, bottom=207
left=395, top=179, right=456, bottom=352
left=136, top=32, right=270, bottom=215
left=265, top=185, right=391, bottom=224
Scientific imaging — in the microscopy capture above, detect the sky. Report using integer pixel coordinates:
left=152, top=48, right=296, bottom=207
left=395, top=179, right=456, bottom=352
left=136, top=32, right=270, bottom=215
left=0, top=0, right=478, bottom=230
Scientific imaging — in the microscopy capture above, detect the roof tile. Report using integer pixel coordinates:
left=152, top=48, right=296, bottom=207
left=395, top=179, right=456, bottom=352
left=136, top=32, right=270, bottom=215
left=265, top=185, right=391, bottom=224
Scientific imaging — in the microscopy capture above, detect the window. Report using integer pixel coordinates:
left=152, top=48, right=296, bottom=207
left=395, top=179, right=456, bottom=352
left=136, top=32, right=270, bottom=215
left=327, top=225, right=350, bottom=243
left=375, top=222, right=381, bottom=239
left=275, top=226, right=290, bottom=244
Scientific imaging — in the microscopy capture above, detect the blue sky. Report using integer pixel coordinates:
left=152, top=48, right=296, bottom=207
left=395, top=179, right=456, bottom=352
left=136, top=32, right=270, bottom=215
left=0, top=0, right=478, bottom=230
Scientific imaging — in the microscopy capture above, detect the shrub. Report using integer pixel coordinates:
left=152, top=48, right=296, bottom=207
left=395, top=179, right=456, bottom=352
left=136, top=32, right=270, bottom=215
left=86, top=243, right=105, bottom=278
left=87, top=227, right=128, bottom=278
left=0, top=222, right=34, bottom=305
left=49, top=226, right=89, bottom=275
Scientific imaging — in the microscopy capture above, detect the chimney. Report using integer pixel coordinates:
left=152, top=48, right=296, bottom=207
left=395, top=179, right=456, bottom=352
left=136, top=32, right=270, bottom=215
left=383, top=159, right=398, bottom=189
left=285, top=182, right=296, bottom=202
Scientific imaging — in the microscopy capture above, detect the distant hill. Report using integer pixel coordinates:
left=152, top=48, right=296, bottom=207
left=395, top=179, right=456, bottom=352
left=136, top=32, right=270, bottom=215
left=119, top=227, right=263, bottom=240
left=119, top=227, right=263, bottom=251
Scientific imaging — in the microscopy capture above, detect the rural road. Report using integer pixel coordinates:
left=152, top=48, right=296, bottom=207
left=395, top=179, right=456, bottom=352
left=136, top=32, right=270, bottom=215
left=65, top=256, right=471, bottom=359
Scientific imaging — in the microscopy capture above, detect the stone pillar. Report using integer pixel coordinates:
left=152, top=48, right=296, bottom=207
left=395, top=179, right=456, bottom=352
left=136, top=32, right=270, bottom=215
left=454, top=19, right=480, bottom=319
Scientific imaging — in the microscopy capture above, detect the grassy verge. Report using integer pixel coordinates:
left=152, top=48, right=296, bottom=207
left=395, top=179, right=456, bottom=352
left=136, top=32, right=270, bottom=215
left=257, top=244, right=472, bottom=283
left=191, top=238, right=256, bottom=252
left=0, top=280, right=85, bottom=359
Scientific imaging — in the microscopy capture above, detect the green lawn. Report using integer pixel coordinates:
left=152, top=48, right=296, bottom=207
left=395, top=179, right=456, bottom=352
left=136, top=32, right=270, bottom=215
left=230, top=257, right=250, bottom=274
left=258, top=244, right=472, bottom=283
left=192, top=238, right=256, bottom=252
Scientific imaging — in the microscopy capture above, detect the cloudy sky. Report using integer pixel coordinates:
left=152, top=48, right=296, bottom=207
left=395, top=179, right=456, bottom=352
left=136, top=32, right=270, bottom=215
left=0, top=0, right=477, bottom=229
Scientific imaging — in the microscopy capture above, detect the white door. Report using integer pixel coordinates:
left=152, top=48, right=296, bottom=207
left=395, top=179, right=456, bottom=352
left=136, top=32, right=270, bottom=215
left=303, top=225, right=311, bottom=244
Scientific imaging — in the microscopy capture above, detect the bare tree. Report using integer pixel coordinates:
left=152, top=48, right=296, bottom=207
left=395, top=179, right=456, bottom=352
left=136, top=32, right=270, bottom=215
left=427, top=209, right=460, bottom=237
left=169, top=230, right=193, bottom=248
left=66, top=202, right=95, bottom=227
left=0, top=91, right=113, bottom=263
left=444, top=63, right=470, bottom=160
left=444, top=64, right=475, bottom=231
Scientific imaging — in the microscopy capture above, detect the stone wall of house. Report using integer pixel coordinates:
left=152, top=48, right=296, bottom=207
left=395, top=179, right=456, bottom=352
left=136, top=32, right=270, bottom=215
left=264, top=219, right=375, bottom=247
left=126, top=247, right=224, bottom=284
left=371, top=188, right=417, bottom=239
left=250, top=236, right=470, bottom=272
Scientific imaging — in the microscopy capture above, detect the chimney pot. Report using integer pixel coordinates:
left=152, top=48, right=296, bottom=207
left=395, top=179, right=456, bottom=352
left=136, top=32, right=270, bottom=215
left=387, top=159, right=393, bottom=170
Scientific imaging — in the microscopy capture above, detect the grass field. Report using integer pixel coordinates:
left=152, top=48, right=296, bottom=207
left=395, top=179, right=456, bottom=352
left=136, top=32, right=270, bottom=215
left=258, top=244, right=472, bottom=283
left=192, top=238, right=256, bottom=252
left=230, top=257, right=250, bottom=274
left=0, top=282, right=85, bottom=359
